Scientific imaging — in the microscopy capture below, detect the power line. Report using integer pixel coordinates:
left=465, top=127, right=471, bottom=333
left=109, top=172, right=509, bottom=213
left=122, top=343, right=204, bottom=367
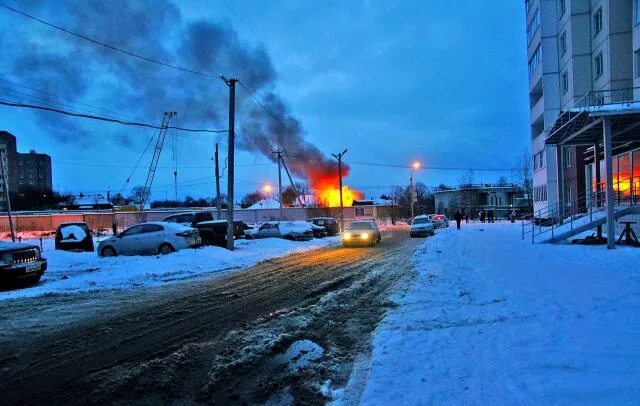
left=237, top=81, right=292, bottom=133
left=0, top=2, right=219, bottom=79
left=0, top=77, right=142, bottom=122
left=0, top=100, right=227, bottom=133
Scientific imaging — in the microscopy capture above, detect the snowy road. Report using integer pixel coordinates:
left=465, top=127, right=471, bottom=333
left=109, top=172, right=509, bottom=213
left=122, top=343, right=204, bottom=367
left=0, top=229, right=420, bottom=404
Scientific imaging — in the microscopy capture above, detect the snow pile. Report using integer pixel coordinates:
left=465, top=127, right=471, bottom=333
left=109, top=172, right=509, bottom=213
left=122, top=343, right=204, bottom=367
left=273, top=339, right=324, bottom=371
left=360, top=223, right=640, bottom=404
left=0, top=236, right=340, bottom=300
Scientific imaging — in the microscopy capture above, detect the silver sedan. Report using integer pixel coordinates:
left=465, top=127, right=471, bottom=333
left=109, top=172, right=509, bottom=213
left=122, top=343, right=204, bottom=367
left=98, top=222, right=201, bottom=257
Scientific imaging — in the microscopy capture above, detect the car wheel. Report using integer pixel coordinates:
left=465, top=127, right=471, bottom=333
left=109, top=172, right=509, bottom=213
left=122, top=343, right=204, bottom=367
left=101, top=246, right=117, bottom=257
left=159, top=243, right=174, bottom=255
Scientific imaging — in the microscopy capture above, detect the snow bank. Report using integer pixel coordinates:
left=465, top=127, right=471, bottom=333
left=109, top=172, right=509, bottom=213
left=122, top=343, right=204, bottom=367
left=360, top=222, right=640, bottom=404
left=0, top=236, right=340, bottom=301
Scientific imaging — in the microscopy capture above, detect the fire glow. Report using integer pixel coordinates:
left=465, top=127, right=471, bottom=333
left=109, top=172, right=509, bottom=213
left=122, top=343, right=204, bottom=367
left=305, top=165, right=363, bottom=207
left=316, top=185, right=362, bottom=207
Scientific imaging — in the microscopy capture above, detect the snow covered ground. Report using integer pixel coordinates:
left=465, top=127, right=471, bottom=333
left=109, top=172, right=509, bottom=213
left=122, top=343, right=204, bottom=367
left=0, top=236, right=340, bottom=301
left=359, top=222, right=640, bottom=404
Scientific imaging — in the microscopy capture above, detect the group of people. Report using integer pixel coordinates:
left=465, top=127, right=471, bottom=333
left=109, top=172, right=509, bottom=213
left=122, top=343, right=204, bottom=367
left=452, top=208, right=518, bottom=230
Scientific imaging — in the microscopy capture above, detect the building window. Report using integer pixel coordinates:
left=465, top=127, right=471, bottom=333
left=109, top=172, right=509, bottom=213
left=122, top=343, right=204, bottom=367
left=561, top=70, right=569, bottom=94
left=559, top=0, right=566, bottom=17
left=594, top=52, right=603, bottom=79
left=636, top=0, right=640, bottom=24
left=527, top=8, right=540, bottom=45
left=593, top=8, right=603, bottom=36
left=525, top=0, right=532, bottom=15
left=564, top=148, right=572, bottom=168
left=635, top=50, right=640, bottom=78
left=528, top=45, right=542, bottom=77
left=560, top=31, right=567, bottom=56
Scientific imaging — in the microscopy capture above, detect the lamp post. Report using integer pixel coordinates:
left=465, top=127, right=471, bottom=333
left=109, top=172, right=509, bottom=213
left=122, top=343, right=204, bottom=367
left=410, top=161, right=420, bottom=219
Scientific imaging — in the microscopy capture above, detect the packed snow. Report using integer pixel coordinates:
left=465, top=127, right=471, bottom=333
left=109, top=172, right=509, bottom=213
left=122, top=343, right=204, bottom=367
left=359, top=222, right=640, bottom=404
left=0, top=236, right=340, bottom=300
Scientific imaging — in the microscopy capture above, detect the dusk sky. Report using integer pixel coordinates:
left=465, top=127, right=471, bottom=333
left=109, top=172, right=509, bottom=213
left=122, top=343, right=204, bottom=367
left=0, top=0, right=530, bottom=202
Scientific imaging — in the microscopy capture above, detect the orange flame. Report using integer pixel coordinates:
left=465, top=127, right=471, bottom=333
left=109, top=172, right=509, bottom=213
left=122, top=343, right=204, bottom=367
left=316, top=185, right=363, bottom=207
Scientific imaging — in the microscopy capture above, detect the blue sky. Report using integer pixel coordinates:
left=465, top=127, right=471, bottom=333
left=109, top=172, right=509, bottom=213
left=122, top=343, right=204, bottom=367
left=0, top=0, right=529, bottom=201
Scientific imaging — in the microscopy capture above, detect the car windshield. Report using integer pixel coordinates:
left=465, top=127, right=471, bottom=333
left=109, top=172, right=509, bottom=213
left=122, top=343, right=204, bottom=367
left=412, top=218, right=430, bottom=225
left=349, top=222, right=373, bottom=230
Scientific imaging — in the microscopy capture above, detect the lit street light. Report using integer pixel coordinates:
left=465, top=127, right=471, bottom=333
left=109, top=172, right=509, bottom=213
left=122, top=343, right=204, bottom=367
left=410, top=161, right=421, bottom=219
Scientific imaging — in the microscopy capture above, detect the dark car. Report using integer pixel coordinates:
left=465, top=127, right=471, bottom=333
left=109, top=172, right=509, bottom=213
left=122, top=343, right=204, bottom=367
left=55, top=222, right=94, bottom=252
left=162, top=212, right=248, bottom=246
left=0, top=241, right=47, bottom=287
left=343, top=220, right=381, bottom=247
left=308, top=217, right=340, bottom=236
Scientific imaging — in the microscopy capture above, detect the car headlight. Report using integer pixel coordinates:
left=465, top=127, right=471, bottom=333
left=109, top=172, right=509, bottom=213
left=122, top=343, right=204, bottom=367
left=361, top=233, right=369, bottom=239
left=343, top=232, right=352, bottom=240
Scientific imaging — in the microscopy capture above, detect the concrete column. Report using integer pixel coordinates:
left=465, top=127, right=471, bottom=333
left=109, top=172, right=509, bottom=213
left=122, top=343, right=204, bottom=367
left=603, top=117, right=616, bottom=249
left=556, top=145, right=564, bottom=223
left=594, top=141, right=602, bottom=238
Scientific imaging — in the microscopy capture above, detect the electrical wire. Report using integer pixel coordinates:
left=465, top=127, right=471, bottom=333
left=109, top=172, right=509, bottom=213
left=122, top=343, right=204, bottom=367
left=0, top=2, right=220, bottom=79
left=0, top=100, right=227, bottom=133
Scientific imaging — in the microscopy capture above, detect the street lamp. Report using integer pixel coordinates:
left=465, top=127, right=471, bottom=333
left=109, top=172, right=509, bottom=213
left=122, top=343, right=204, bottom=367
left=263, top=184, right=272, bottom=208
left=410, top=161, right=420, bottom=219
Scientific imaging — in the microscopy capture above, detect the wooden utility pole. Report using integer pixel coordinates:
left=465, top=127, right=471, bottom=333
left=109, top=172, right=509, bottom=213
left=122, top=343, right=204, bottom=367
left=331, top=149, right=348, bottom=232
left=214, top=142, right=222, bottom=220
left=0, top=151, right=15, bottom=242
left=221, top=76, right=238, bottom=250
left=272, top=148, right=285, bottom=220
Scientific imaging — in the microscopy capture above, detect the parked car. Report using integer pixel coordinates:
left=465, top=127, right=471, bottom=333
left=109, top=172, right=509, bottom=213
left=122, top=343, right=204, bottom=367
left=0, top=241, right=47, bottom=286
left=343, top=220, right=381, bottom=247
left=162, top=211, right=248, bottom=246
left=410, top=215, right=435, bottom=237
left=98, top=222, right=201, bottom=257
left=55, top=222, right=94, bottom=252
left=246, top=221, right=314, bottom=241
left=308, top=222, right=327, bottom=238
left=427, top=214, right=450, bottom=229
left=308, top=217, right=340, bottom=236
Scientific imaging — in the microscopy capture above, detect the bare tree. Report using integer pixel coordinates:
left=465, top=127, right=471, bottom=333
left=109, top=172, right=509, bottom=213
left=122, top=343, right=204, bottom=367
left=513, top=148, right=533, bottom=203
left=458, top=168, right=475, bottom=187
left=496, top=175, right=509, bottom=186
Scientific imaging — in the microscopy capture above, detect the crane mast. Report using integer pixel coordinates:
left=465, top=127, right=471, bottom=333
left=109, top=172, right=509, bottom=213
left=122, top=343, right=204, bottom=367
left=139, top=111, right=176, bottom=210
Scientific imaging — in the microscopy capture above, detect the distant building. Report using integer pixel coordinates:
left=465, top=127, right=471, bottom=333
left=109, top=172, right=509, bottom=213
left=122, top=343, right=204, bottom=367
left=0, top=131, right=53, bottom=209
left=433, top=184, right=530, bottom=219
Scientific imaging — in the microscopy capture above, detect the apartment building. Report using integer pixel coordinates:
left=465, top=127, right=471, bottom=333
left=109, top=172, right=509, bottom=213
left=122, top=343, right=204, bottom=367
left=526, top=0, right=633, bottom=219
left=0, top=131, right=53, bottom=209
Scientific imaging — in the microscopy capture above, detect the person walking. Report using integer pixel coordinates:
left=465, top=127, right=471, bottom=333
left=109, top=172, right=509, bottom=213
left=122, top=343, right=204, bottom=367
left=465, top=212, right=469, bottom=224
left=510, top=209, right=517, bottom=223
left=480, top=209, right=486, bottom=223
left=454, top=210, right=463, bottom=230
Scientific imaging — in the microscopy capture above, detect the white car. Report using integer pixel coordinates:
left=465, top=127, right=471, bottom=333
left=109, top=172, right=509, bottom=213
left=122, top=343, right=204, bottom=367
left=98, top=222, right=201, bottom=257
left=410, top=215, right=435, bottom=237
left=427, top=214, right=450, bottom=229
left=246, top=221, right=314, bottom=241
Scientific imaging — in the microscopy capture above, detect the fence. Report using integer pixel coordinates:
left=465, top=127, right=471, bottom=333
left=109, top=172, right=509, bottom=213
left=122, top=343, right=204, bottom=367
left=0, top=206, right=369, bottom=233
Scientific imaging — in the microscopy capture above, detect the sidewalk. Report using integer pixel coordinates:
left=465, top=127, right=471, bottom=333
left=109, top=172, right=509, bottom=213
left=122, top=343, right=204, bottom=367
left=359, top=222, right=640, bottom=404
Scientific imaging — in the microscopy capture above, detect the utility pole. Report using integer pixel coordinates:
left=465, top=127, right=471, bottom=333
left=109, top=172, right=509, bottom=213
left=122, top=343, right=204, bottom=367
left=214, top=143, right=222, bottom=219
left=331, top=149, right=348, bottom=232
left=0, top=151, right=15, bottom=242
left=221, top=76, right=238, bottom=250
left=272, top=148, right=285, bottom=220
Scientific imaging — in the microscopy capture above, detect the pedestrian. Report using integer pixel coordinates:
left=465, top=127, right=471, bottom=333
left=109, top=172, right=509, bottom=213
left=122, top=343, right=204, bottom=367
left=488, top=210, right=494, bottom=223
left=480, top=210, right=486, bottom=223
left=454, top=210, right=463, bottom=230
left=510, top=209, right=517, bottom=223
left=465, top=212, right=469, bottom=224
left=112, top=222, right=118, bottom=236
